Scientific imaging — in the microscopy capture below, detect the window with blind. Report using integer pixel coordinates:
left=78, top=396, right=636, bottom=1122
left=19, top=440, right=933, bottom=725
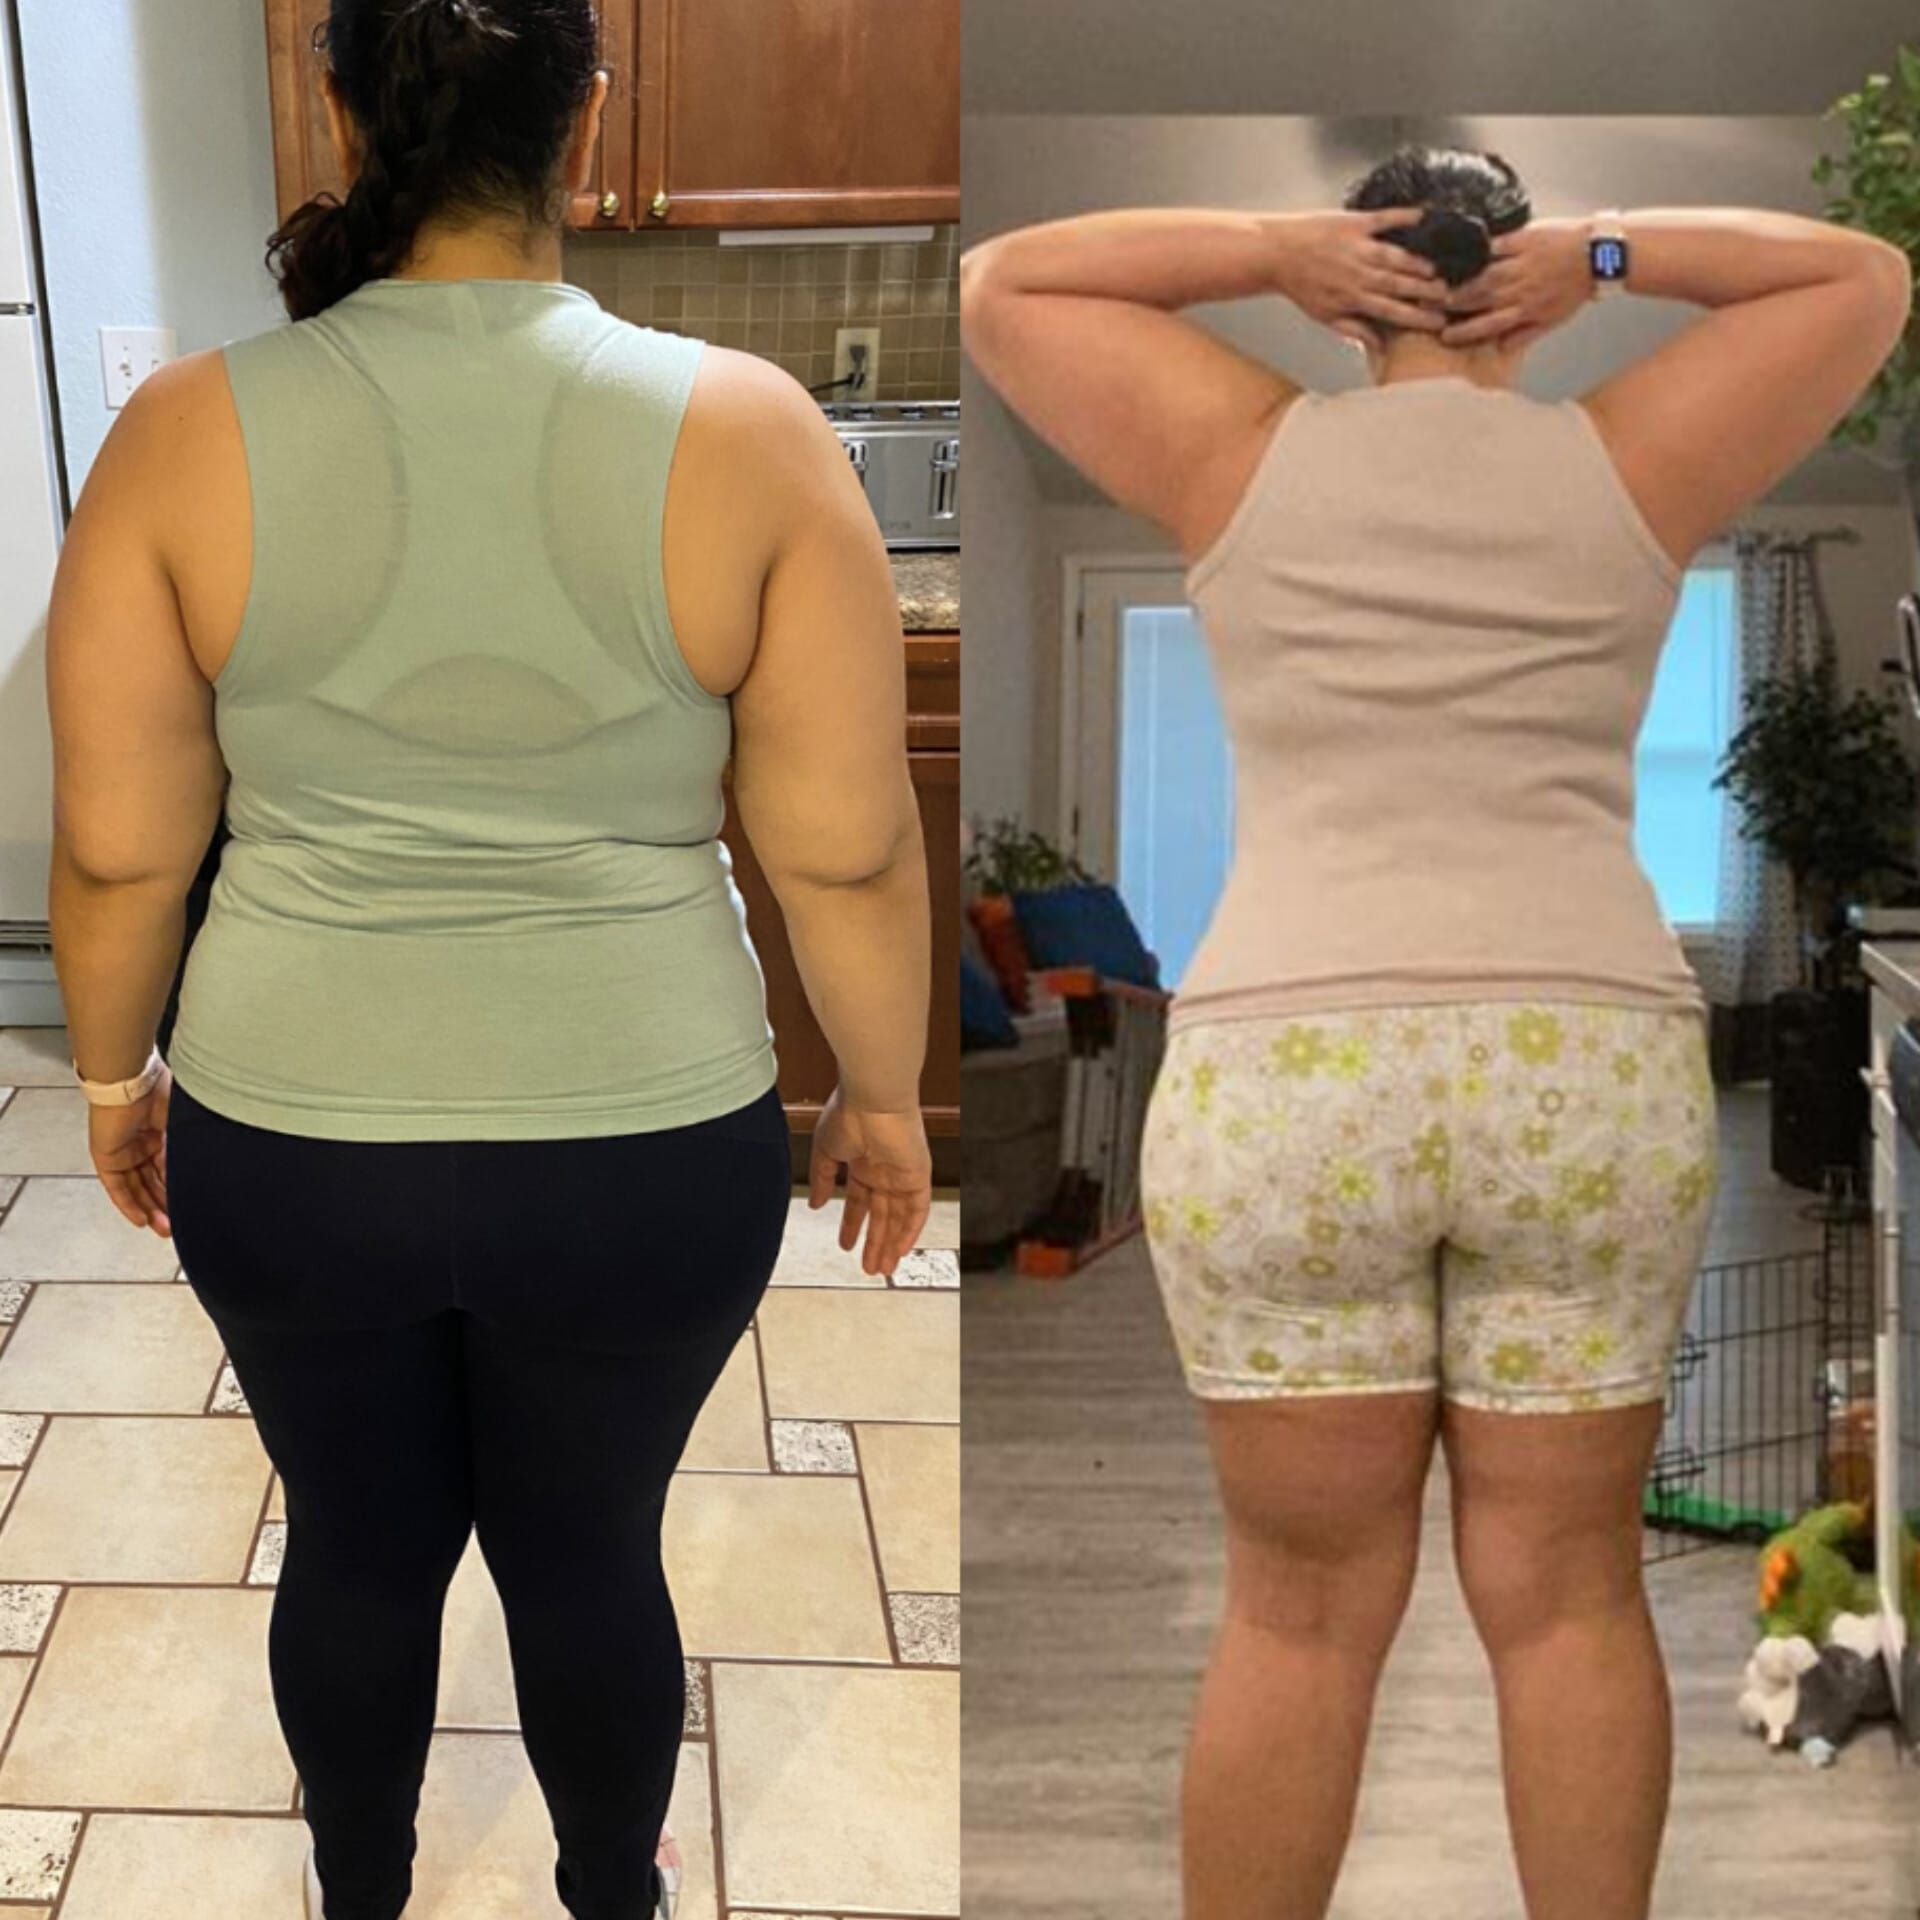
left=1632, top=556, right=1737, bottom=932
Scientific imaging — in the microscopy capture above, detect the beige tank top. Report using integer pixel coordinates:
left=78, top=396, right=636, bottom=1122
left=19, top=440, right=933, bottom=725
left=1170, top=375, right=1707, bottom=1039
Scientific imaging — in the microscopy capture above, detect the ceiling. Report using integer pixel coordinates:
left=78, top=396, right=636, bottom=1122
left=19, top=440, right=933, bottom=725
left=963, top=0, right=1919, bottom=117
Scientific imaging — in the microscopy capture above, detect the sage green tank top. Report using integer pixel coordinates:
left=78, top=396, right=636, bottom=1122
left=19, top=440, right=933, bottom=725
left=166, top=276, right=779, bottom=1140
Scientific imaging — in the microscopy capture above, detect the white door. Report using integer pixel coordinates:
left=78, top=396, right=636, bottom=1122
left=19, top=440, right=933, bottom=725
left=1066, top=563, right=1233, bottom=991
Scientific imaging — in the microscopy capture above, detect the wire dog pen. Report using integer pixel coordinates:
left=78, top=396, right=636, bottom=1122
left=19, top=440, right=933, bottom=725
left=1642, top=1165, right=1877, bottom=1566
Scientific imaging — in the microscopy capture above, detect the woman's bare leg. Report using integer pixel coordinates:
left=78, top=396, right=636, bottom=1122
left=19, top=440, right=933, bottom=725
left=1443, top=1398, right=1669, bottom=1920
left=1184, top=1387, right=1439, bottom=1919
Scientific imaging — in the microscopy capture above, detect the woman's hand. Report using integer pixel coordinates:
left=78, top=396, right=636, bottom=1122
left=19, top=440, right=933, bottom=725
left=1272, top=208, right=1453, bottom=350
left=1438, top=216, right=1595, bottom=351
left=808, top=1083, right=933, bottom=1278
left=89, top=1065, right=173, bottom=1239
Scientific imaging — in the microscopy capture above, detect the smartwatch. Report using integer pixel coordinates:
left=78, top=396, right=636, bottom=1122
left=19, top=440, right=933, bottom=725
left=1589, top=209, right=1630, bottom=298
left=72, top=1044, right=166, bottom=1106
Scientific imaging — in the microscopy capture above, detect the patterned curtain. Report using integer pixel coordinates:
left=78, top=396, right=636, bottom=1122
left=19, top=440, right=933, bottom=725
left=1697, top=531, right=1833, bottom=1027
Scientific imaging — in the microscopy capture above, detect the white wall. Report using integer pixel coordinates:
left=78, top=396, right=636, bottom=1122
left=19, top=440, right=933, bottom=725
left=16, top=0, right=285, bottom=499
left=961, top=373, right=1046, bottom=846
left=961, top=111, right=1920, bottom=838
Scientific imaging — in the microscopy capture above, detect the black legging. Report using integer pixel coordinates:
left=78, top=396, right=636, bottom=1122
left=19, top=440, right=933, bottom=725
left=163, top=1070, right=791, bottom=1920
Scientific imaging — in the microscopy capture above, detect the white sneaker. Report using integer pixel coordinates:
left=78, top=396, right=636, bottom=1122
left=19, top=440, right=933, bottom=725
left=655, top=1827, right=683, bottom=1919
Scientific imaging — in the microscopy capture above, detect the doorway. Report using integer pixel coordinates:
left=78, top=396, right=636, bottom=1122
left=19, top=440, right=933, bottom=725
left=1064, top=561, right=1230, bottom=991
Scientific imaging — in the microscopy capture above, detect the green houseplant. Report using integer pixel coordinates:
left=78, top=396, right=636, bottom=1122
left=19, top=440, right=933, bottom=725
left=1812, top=45, right=1920, bottom=465
left=1712, top=623, right=1917, bottom=1188
left=1769, top=49, right=1920, bottom=1186
left=960, top=813, right=1095, bottom=1015
left=1712, top=632, right=1918, bottom=996
left=962, top=814, right=1095, bottom=896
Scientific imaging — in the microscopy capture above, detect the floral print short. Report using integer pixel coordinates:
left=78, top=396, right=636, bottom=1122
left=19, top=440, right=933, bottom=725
left=1138, top=1000, right=1719, bottom=1414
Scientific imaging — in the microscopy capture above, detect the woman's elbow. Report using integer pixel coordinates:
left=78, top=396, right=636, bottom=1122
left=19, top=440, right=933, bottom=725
left=1873, top=239, right=1914, bottom=312
left=958, top=238, right=1016, bottom=334
left=1841, top=230, right=1914, bottom=304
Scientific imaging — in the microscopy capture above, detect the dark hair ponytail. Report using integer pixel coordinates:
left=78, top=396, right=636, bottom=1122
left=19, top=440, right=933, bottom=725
left=266, top=0, right=602, bottom=322
left=1343, top=145, right=1532, bottom=306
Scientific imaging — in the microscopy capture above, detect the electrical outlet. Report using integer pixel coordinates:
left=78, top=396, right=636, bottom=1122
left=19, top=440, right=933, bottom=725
left=833, top=326, right=881, bottom=397
left=100, top=327, right=177, bottom=409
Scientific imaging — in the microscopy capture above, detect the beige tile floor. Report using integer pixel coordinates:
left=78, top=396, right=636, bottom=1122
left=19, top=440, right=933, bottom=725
left=0, top=1025, right=959, bottom=1919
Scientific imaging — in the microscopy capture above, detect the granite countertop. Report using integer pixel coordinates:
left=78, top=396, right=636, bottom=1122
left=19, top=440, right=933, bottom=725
left=891, top=552, right=959, bottom=632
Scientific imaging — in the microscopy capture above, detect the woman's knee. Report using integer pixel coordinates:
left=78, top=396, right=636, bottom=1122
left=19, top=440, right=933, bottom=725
left=1451, top=1505, right=1647, bottom=1655
left=282, top=1491, right=473, bottom=1596
left=1443, top=1399, right=1660, bottom=1652
left=1222, top=1503, right=1422, bottom=1659
left=1207, top=1390, right=1437, bottom=1655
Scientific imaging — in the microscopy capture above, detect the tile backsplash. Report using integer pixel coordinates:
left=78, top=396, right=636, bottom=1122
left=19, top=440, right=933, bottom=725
left=563, top=224, right=960, bottom=402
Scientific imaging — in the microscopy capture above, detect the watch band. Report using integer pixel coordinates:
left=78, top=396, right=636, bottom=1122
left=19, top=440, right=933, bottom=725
left=1589, top=208, right=1629, bottom=299
left=72, top=1045, right=166, bottom=1107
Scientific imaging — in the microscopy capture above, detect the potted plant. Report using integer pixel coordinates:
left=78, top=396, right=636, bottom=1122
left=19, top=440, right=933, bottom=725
left=958, top=815, right=1106, bottom=1267
left=1812, top=46, right=1920, bottom=479
left=1712, top=629, right=1917, bottom=1187
left=962, top=811, right=1161, bottom=993
left=962, top=813, right=1098, bottom=896
left=1771, top=47, right=1920, bottom=1190
left=961, top=814, right=1097, bottom=1014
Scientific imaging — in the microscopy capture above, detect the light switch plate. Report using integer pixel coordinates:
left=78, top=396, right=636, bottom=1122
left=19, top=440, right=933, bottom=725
left=100, top=326, right=177, bottom=409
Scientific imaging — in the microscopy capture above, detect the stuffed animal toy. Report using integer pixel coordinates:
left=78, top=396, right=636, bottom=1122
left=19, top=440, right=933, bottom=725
left=1755, top=1501, right=1877, bottom=1644
left=1783, top=1611, right=1894, bottom=1766
left=1738, top=1502, right=1893, bottom=1765
left=1904, top=1518, right=1920, bottom=1638
left=1737, top=1632, right=1822, bottom=1747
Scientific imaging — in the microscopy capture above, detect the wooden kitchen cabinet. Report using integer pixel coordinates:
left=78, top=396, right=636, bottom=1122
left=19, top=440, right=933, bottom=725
left=575, top=0, right=639, bottom=230
left=263, top=0, right=956, bottom=237
left=719, top=625, right=960, bottom=1146
left=263, top=0, right=636, bottom=232
left=262, top=0, right=344, bottom=223
left=633, top=0, right=959, bottom=228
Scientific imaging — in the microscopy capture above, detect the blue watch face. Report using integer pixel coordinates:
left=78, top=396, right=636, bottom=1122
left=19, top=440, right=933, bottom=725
left=1592, top=236, right=1629, bottom=281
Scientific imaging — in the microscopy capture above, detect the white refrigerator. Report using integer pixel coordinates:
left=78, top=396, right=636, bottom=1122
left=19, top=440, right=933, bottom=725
left=0, top=9, right=66, bottom=1024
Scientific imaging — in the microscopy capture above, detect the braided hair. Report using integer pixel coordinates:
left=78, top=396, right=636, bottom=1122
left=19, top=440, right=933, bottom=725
left=266, top=0, right=603, bottom=321
left=1342, top=145, right=1533, bottom=327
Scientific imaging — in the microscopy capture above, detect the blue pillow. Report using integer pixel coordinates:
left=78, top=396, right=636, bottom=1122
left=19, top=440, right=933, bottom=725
left=1010, top=882, right=1161, bottom=989
left=960, top=949, right=1019, bottom=1051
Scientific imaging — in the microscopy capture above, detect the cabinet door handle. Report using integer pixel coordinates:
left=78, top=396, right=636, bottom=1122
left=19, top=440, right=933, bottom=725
left=650, top=189, right=671, bottom=219
left=599, top=190, right=622, bottom=220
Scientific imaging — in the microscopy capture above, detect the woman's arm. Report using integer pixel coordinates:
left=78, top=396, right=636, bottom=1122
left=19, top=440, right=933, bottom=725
left=1444, top=209, right=1913, bottom=563
left=44, top=352, right=231, bottom=1236
left=687, top=355, right=932, bottom=1274
left=960, top=206, right=1449, bottom=560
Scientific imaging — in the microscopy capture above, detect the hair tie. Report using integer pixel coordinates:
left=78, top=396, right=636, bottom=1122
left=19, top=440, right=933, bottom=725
left=1381, top=207, right=1495, bottom=287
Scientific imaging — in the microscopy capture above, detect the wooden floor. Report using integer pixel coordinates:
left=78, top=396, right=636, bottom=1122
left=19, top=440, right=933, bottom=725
left=963, top=1086, right=1920, bottom=1917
